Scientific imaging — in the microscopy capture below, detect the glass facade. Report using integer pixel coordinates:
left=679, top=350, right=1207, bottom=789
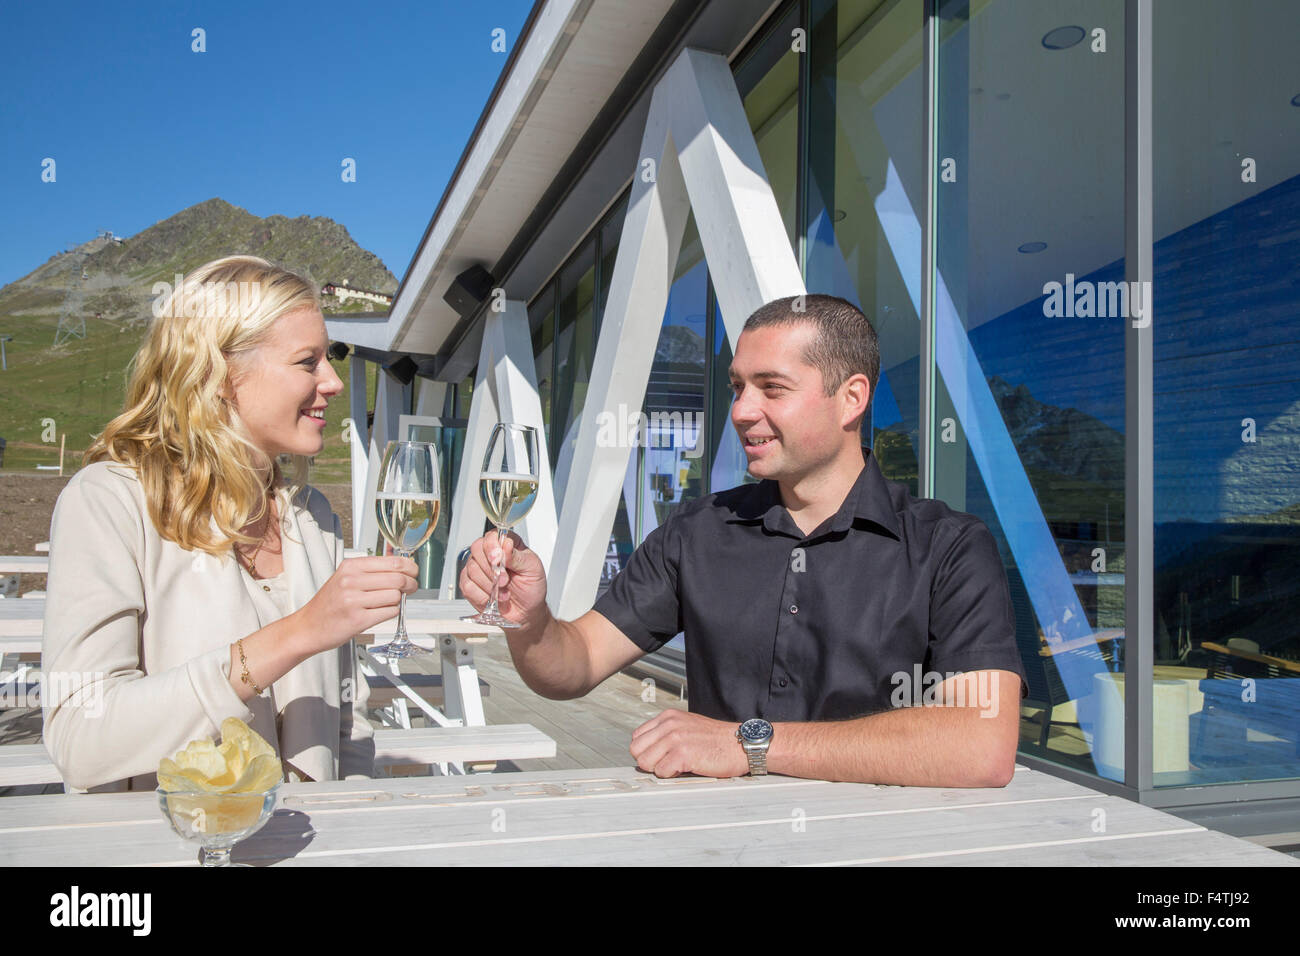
left=1152, top=0, right=1300, bottom=785
left=499, top=0, right=1299, bottom=799
left=936, top=0, right=1128, bottom=783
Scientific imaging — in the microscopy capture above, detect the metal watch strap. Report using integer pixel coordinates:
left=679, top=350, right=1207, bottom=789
left=745, top=746, right=768, bottom=776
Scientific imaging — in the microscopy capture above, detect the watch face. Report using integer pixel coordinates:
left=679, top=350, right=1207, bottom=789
left=739, top=718, right=772, bottom=742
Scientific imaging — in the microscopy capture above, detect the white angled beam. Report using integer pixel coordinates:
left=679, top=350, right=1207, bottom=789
left=485, top=300, right=557, bottom=571
left=414, top=379, right=449, bottom=417
left=550, top=47, right=803, bottom=620
left=671, top=48, right=805, bottom=345
left=440, top=335, right=501, bottom=595
left=360, top=372, right=410, bottom=555
left=347, top=353, right=371, bottom=551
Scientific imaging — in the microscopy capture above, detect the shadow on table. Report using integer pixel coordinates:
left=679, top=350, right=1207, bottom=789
left=231, top=809, right=317, bottom=866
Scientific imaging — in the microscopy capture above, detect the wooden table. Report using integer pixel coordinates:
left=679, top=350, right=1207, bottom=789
left=0, top=764, right=1293, bottom=867
left=1202, top=641, right=1300, bottom=676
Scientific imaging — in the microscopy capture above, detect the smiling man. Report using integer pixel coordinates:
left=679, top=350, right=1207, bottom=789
left=461, top=294, right=1029, bottom=787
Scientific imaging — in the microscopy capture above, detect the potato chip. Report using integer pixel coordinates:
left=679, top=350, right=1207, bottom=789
left=165, top=792, right=264, bottom=835
left=174, top=738, right=227, bottom=780
left=230, top=753, right=282, bottom=793
left=157, top=718, right=282, bottom=794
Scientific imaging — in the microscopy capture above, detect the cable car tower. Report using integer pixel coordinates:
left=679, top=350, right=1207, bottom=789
left=53, top=249, right=90, bottom=346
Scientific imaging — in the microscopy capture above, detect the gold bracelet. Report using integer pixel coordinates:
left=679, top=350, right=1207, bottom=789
left=237, top=638, right=263, bottom=695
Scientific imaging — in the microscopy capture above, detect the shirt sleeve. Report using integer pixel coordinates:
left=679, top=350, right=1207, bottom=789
left=41, top=469, right=255, bottom=791
left=331, top=508, right=375, bottom=779
left=926, top=518, right=1030, bottom=699
left=591, top=517, right=682, bottom=654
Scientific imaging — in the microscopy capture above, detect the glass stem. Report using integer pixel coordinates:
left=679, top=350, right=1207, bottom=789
left=203, top=846, right=232, bottom=867
left=483, top=526, right=509, bottom=615
left=393, top=548, right=411, bottom=648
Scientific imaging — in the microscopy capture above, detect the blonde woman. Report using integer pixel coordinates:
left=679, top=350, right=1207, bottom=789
left=41, top=255, right=417, bottom=792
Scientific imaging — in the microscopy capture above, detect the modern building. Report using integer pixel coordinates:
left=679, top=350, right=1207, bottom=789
left=326, top=0, right=1300, bottom=846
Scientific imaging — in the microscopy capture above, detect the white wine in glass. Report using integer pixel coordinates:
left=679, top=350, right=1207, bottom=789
left=464, top=424, right=539, bottom=628
left=372, top=441, right=440, bottom=659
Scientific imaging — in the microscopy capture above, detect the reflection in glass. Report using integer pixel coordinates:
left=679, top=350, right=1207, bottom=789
left=552, top=244, right=596, bottom=512
left=529, top=292, right=555, bottom=451
left=805, top=0, right=924, bottom=494
left=1153, top=0, right=1300, bottom=785
left=640, top=214, right=708, bottom=538
left=934, top=0, right=1127, bottom=780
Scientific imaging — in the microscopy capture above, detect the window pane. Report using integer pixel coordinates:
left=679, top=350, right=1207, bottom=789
left=806, top=0, right=924, bottom=495
left=598, top=196, right=629, bottom=322
left=552, top=244, right=596, bottom=512
left=529, top=290, right=555, bottom=456
left=595, top=197, right=636, bottom=591
left=640, top=213, right=708, bottom=537
left=1154, top=0, right=1300, bottom=785
left=935, top=0, right=1127, bottom=781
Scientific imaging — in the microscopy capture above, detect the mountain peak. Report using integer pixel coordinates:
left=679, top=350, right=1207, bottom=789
left=0, top=198, right=398, bottom=322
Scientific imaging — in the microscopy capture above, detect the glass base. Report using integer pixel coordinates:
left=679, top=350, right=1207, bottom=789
left=372, top=638, right=429, bottom=659
left=462, top=611, right=522, bottom=629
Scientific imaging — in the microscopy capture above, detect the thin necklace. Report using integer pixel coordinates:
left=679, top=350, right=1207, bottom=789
left=239, top=497, right=279, bottom=582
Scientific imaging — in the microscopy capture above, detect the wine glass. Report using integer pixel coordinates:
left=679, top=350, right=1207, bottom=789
left=463, top=423, right=540, bottom=628
left=371, top=440, right=441, bottom=659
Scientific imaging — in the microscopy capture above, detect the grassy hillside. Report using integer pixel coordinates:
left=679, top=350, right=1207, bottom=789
left=0, top=197, right=394, bottom=484
left=0, top=309, right=377, bottom=484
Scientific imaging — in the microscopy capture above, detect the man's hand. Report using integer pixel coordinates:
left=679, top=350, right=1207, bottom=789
left=459, top=531, right=549, bottom=632
left=629, top=710, right=749, bottom=779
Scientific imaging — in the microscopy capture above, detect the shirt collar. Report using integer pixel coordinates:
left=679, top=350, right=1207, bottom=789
left=749, top=446, right=902, bottom=541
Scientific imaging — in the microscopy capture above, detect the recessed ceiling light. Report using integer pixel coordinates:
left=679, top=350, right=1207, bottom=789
left=1018, top=242, right=1047, bottom=254
left=1042, top=26, right=1085, bottom=50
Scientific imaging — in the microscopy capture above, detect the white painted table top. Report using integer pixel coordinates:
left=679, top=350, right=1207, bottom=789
left=0, top=765, right=1293, bottom=867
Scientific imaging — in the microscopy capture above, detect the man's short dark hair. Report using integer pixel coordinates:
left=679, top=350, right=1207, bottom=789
left=743, top=294, right=879, bottom=401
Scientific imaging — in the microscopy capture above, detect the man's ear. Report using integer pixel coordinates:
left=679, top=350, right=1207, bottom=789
left=840, top=373, right=871, bottom=428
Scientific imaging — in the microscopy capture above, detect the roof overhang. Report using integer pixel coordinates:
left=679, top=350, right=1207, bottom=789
left=327, top=0, right=782, bottom=375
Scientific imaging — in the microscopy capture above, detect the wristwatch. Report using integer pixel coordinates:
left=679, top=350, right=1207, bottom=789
left=736, top=718, right=774, bottom=776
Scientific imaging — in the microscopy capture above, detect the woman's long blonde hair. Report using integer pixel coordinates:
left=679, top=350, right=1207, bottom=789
left=86, top=255, right=323, bottom=556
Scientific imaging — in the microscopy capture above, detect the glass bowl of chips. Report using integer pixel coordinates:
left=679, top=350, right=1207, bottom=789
left=156, top=718, right=285, bottom=867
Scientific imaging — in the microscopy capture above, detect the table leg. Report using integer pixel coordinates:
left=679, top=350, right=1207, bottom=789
left=439, top=637, right=485, bottom=727
left=440, top=637, right=493, bottom=772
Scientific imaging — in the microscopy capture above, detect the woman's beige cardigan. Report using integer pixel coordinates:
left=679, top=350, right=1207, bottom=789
left=41, top=461, right=373, bottom=791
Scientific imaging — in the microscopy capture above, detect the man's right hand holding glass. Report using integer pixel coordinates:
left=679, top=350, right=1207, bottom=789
left=459, top=531, right=645, bottom=701
left=460, top=531, right=549, bottom=632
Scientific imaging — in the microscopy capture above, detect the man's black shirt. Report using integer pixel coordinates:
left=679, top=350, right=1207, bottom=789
left=593, top=447, right=1030, bottom=722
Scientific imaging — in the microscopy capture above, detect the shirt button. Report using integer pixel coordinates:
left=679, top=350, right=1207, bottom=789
left=789, top=604, right=798, bottom=614
left=778, top=678, right=788, bottom=688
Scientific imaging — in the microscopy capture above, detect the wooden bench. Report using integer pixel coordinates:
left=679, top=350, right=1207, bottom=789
left=0, top=724, right=556, bottom=788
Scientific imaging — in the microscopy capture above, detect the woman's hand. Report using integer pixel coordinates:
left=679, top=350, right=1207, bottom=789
left=295, top=556, right=419, bottom=654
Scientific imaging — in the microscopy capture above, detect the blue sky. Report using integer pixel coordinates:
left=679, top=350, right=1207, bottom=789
left=0, top=0, right=535, bottom=288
